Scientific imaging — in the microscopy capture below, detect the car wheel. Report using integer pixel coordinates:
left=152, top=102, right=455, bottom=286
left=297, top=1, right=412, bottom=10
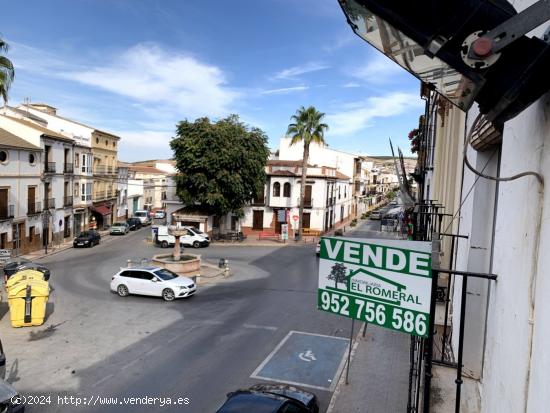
left=117, top=284, right=129, bottom=297
left=193, top=241, right=200, bottom=248
left=162, top=288, right=175, bottom=301
left=161, top=240, right=169, bottom=248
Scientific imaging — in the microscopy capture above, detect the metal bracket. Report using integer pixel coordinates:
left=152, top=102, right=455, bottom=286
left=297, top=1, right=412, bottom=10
left=463, top=0, right=550, bottom=67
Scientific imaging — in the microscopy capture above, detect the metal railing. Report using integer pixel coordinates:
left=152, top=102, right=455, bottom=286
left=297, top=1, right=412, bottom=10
left=44, top=162, right=56, bottom=173
left=298, top=197, right=313, bottom=208
left=27, top=201, right=42, bottom=215
left=0, top=204, right=14, bottom=220
left=64, top=163, right=74, bottom=173
left=251, top=197, right=265, bottom=206
left=94, top=165, right=117, bottom=174
left=63, top=196, right=73, bottom=207
left=45, top=198, right=56, bottom=209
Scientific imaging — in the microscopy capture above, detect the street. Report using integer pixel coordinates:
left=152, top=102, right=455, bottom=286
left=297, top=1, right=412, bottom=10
left=1, top=218, right=410, bottom=413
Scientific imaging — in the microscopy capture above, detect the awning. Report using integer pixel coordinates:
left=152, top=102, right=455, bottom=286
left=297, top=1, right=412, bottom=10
left=92, top=205, right=111, bottom=216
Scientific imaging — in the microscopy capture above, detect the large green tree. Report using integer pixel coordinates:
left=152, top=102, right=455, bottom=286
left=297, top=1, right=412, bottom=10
left=0, top=38, right=15, bottom=104
left=170, top=115, right=270, bottom=220
left=287, top=106, right=328, bottom=239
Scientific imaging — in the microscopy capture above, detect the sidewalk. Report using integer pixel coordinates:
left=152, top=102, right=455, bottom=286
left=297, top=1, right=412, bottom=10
left=21, top=229, right=111, bottom=261
left=327, top=324, right=410, bottom=413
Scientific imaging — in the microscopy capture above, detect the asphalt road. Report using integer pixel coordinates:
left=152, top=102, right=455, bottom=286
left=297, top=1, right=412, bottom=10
left=1, top=218, right=409, bottom=413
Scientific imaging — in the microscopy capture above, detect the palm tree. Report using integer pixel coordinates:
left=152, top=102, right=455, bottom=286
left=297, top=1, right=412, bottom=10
left=287, top=106, right=328, bottom=240
left=0, top=38, right=15, bottom=104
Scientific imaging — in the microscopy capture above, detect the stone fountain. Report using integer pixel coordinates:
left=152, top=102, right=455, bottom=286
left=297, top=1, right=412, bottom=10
left=152, top=223, right=201, bottom=276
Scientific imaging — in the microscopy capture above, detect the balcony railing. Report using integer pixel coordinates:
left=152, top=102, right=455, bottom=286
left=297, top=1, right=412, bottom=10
left=80, top=194, right=92, bottom=203
left=64, top=163, right=74, bottom=174
left=298, top=197, right=313, bottom=208
left=94, top=165, right=117, bottom=175
left=251, top=197, right=266, bottom=206
left=64, top=196, right=73, bottom=207
left=27, top=202, right=42, bottom=215
left=0, top=204, right=14, bottom=220
left=45, top=198, right=56, bottom=209
left=44, top=162, right=56, bottom=173
left=93, top=191, right=115, bottom=201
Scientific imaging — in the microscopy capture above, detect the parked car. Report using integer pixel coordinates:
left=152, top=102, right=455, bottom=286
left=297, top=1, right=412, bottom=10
left=316, top=241, right=321, bottom=256
left=110, top=222, right=129, bottom=235
left=153, top=210, right=166, bottom=219
left=185, top=226, right=210, bottom=242
left=133, top=210, right=152, bottom=226
left=0, top=339, right=25, bottom=412
left=370, top=210, right=382, bottom=220
left=155, top=225, right=210, bottom=248
left=110, top=266, right=196, bottom=301
left=73, top=230, right=101, bottom=248
left=127, top=218, right=143, bottom=231
left=2, top=258, right=51, bottom=281
left=216, top=384, right=319, bottom=413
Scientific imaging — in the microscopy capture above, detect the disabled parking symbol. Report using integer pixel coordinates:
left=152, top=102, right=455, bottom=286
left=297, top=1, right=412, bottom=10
left=251, top=331, right=349, bottom=391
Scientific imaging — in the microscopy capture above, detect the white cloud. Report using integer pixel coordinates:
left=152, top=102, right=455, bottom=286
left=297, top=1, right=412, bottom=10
left=326, top=92, right=423, bottom=136
left=343, top=82, right=360, bottom=88
left=260, top=86, right=309, bottom=95
left=117, top=129, right=173, bottom=148
left=349, top=54, right=404, bottom=84
left=273, top=62, right=329, bottom=80
left=60, top=43, right=239, bottom=118
left=323, top=35, right=354, bottom=52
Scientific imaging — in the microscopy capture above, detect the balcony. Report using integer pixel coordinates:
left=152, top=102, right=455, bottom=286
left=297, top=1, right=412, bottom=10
left=27, top=202, right=42, bottom=215
left=64, top=163, right=74, bottom=174
left=0, top=204, right=14, bottom=221
left=94, top=165, right=117, bottom=175
left=297, top=197, right=313, bottom=208
left=251, top=197, right=266, bottom=206
left=93, top=191, right=115, bottom=201
left=44, top=198, right=56, bottom=209
left=63, top=196, right=73, bottom=207
left=44, top=162, right=56, bottom=173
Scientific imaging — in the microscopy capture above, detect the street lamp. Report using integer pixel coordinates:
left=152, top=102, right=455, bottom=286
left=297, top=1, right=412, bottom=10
left=338, top=0, right=550, bottom=125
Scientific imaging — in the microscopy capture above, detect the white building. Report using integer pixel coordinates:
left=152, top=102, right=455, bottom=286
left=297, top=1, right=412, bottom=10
left=240, top=160, right=353, bottom=236
left=0, top=114, right=75, bottom=245
left=0, top=128, right=44, bottom=254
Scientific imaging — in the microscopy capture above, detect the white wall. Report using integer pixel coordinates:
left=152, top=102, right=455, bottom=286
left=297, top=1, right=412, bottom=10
left=278, top=137, right=357, bottom=179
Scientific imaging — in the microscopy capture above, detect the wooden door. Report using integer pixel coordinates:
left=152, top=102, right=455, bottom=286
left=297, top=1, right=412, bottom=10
left=302, top=213, right=311, bottom=229
left=0, top=188, right=7, bottom=218
left=28, top=186, right=35, bottom=213
left=304, top=185, right=312, bottom=207
left=252, top=210, right=264, bottom=230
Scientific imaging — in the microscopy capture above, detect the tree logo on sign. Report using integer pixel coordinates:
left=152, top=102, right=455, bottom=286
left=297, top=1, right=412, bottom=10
left=327, top=263, right=348, bottom=289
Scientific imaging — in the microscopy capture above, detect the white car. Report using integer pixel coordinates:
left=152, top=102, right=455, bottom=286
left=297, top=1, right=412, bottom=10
left=155, top=225, right=210, bottom=248
left=110, top=266, right=196, bottom=301
left=133, top=210, right=152, bottom=225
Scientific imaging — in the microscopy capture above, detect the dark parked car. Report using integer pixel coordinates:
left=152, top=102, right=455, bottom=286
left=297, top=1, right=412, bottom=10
left=2, top=257, right=51, bottom=281
left=216, top=384, right=319, bottom=413
left=73, top=230, right=101, bottom=248
left=126, top=218, right=143, bottom=231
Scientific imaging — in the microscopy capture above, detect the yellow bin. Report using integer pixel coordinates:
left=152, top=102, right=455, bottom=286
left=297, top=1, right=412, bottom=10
left=6, top=269, right=46, bottom=291
left=8, top=279, right=49, bottom=328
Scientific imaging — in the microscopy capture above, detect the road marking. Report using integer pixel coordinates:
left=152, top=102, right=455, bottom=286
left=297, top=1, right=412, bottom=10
left=242, top=323, right=278, bottom=331
left=121, top=357, right=142, bottom=371
left=298, top=350, right=316, bottom=362
left=144, top=345, right=161, bottom=357
left=92, top=373, right=114, bottom=388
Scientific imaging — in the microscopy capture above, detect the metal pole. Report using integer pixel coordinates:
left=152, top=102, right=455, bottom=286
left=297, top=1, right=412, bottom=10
left=345, top=318, right=355, bottom=385
left=423, top=269, right=439, bottom=413
left=362, top=321, right=368, bottom=338
left=441, top=236, right=456, bottom=361
left=455, top=276, right=468, bottom=413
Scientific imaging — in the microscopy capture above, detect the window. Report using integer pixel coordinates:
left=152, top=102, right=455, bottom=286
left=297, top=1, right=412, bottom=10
left=29, top=226, right=34, bottom=243
left=0, top=150, right=8, bottom=163
left=28, top=153, right=36, bottom=165
left=105, top=140, right=108, bottom=146
left=273, top=182, right=281, bottom=197
left=81, top=154, right=86, bottom=173
left=96, top=137, right=99, bottom=144
left=283, top=182, right=291, bottom=197
left=74, top=183, right=79, bottom=197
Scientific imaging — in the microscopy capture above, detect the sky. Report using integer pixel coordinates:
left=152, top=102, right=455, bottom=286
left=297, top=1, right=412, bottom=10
left=1, top=0, right=424, bottom=161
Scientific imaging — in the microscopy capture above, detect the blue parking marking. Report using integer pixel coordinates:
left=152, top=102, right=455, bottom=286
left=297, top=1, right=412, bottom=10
left=251, top=331, right=349, bottom=391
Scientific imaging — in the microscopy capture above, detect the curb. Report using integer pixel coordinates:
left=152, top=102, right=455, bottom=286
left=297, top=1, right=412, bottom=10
left=326, top=323, right=366, bottom=413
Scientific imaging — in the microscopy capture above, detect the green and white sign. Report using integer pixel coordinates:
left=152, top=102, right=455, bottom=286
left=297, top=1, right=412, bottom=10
left=318, top=237, right=432, bottom=338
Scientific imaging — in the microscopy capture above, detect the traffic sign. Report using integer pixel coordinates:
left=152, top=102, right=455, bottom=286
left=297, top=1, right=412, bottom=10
left=293, top=215, right=299, bottom=221
left=318, top=237, right=432, bottom=338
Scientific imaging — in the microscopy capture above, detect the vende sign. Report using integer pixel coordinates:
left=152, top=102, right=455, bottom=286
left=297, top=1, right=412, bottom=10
left=318, top=237, right=432, bottom=337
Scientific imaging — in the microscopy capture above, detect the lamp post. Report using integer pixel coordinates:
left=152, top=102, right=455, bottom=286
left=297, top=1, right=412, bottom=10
left=42, top=210, right=51, bottom=254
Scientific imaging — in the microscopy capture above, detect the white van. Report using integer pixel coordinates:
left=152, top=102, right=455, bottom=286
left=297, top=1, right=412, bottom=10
left=154, top=225, right=210, bottom=249
left=133, top=210, right=152, bottom=225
